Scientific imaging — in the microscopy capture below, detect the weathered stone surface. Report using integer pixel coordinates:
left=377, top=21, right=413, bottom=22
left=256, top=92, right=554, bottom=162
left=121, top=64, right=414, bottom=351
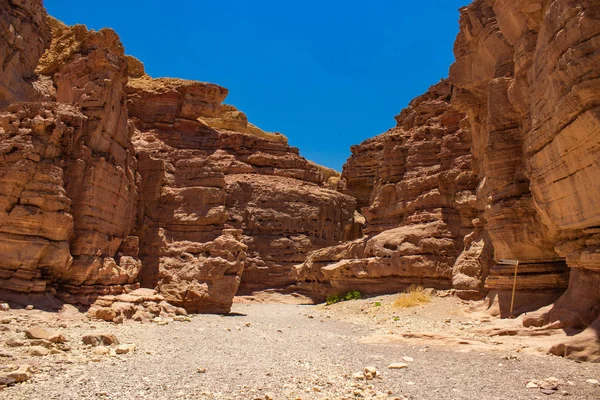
left=297, top=81, right=485, bottom=299
left=154, top=229, right=247, bottom=314
left=128, top=72, right=360, bottom=303
left=0, top=102, right=84, bottom=294
left=0, top=0, right=52, bottom=108
left=449, top=0, right=599, bottom=330
left=0, top=18, right=142, bottom=303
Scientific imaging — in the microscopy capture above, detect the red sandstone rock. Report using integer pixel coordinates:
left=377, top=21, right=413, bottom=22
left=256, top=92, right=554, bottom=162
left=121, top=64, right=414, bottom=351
left=127, top=67, right=361, bottom=303
left=0, top=0, right=52, bottom=108
left=297, top=81, right=486, bottom=299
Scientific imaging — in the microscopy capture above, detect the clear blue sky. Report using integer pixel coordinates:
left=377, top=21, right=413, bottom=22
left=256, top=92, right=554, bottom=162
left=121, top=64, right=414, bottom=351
left=44, top=0, right=470, bottom=171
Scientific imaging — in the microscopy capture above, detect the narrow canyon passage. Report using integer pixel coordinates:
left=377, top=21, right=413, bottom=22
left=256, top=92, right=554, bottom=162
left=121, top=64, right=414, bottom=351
left=3, top=298, right=600, bottom=400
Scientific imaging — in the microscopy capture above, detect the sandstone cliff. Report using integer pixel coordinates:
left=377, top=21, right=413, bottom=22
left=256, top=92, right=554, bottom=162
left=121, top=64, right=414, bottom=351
left=1, top=10, right=141, bottom=303
left=126, top=64, right=361, bottom=299
left=450, top=0, right=600, bottom=359
left=0, top=0, right=360, bottom=313
left=298, top=0, right=600, bottom=360
left=297, top=80, right=488, bottom=299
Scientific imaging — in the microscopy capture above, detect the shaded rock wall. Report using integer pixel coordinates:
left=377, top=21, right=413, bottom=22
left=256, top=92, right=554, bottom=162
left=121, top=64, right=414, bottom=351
left=450, top=0, right=600, bottom=319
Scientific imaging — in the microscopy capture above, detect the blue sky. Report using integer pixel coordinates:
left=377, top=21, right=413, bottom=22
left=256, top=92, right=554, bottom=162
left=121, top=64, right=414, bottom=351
left=44, top=0, right=470, bottom=171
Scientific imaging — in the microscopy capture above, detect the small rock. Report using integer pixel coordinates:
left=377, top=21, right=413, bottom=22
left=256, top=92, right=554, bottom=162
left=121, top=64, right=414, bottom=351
left=82, top=333, right=119, bottom=346
left=388, top=363, right=409, bottom=370
left=25, top=327, right=65, bottom=343
left=25, top=305, right=34, bottom=310
left=197, top=367, right=207, bottom=373
left=586, top=379, right=600, bottom=386
left=265, top=393, right=275, bottom=400
left=539, top=377, right=559, bottom=391
left=115, top=344, right=136, bottom=354
left=90, top=355, right=103, bottom=362
left=0, top=303, right=9, bottom=311
left=526, top=381, right=539, bottom=389
left=1, top=365, right=32, bottom=383
left=5, top=338, right=25, bottom=347
left=29, top=339, right=53, bottom=348
left=402, top=356, right=414, bottom=362
left=352, top=372, right=365, bottom=381
left=173, top=316, right=191, bottom=322
left=364, top=366, right=378, bottom=380
left=28, top=346, right=49, bottom=356
left=93, top=346, right=110, bottom=355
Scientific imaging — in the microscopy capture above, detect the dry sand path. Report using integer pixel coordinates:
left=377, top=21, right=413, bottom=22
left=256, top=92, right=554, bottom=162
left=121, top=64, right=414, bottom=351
left=2, top=299, right=600, bottom=399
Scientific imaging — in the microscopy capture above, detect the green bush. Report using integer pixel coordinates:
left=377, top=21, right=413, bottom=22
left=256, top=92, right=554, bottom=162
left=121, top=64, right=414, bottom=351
left=325, top=290, right=362, bottom=305
left=374, top=301, right=382, bottom=307
left=344, top=290, right=362, bottom=301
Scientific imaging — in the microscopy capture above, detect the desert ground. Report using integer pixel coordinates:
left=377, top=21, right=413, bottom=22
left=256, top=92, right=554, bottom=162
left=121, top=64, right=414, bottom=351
left=2, top=293, right=600, bottom=400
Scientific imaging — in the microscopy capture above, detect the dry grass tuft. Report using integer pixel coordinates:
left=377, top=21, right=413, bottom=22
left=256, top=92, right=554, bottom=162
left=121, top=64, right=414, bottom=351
left=393, top=285, right=432, bottom=308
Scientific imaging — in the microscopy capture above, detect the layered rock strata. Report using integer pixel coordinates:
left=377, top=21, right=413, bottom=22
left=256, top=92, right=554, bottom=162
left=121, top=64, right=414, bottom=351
left=297, top=81, right=486, bottom=299
left=0, top=16, right=142, bottom=302
left=450, top=0, right=599, bottom=324
left=127, top=68, right=361, bottom=298
left=0, top=2, right=359, bottom=312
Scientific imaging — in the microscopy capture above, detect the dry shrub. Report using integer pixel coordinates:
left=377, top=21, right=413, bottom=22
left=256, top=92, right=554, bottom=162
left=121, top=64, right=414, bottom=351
left=393, top=285, right=431, bottom=308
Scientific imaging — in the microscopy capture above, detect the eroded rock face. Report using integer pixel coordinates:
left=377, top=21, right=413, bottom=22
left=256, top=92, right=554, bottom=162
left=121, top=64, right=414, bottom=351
left=450, top=0, right=600, bottom=327
left=1, top=15, right=141, bottom=303
left=297, top=81, right=486, bottom=299
left=0, top=102, right=83, bottom=294
left=127, top=70, right=361, bottom=301
left=0, top=0, right=52, bottom=108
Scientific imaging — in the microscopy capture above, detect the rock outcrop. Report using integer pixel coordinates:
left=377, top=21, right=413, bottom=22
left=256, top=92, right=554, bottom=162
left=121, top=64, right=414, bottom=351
left=0, top=0, right=52, bottom=108
left=127, top=67, right=361, bottom=300
left=297, top=81, right=486, bottom=299
left=450, top=0, right=600, bottom=325
left=0, top=12, right=142, bottom=301
left=0, top=0, right=360, bottom=313
left=299, top=0, right=600, bottom=360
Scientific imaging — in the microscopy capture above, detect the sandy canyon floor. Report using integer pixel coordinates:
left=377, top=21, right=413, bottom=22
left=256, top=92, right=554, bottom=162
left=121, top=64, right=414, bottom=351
left=1, top=294, right=600, bottom=400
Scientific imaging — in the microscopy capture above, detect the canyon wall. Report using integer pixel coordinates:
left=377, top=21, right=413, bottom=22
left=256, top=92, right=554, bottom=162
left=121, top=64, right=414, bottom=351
left=0, top=1, right=359, bottom=313
left=297, top=0, right=600, bottom=358
left=450, top=0, right=600, bottom=324
left=297, top=80, right=490, bottom=300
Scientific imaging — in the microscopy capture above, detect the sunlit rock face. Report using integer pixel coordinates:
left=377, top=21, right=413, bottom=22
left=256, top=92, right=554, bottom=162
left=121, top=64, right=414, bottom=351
left=0, top=7, right=141, bottom=303
left=126, top=69, right=361, bottom=300
left=297, top=80, right=488, bottom=300
left=0, top=2, right=359, bottom=312
left=0, top=0, right=52, bottom=108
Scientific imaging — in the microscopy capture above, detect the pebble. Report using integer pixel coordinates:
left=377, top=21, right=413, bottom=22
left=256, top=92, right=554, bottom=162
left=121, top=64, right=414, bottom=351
left=29, top=346, right=49, bottom=356
left=115, top=344, right=136, bottom=354
left=388, top=363, right=408, bottom=370
left=93, top=346, right=110, bottom=355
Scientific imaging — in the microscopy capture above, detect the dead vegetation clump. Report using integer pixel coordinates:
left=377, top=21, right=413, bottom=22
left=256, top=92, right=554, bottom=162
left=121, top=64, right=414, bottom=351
left=393, top=285, right=431, bottom=308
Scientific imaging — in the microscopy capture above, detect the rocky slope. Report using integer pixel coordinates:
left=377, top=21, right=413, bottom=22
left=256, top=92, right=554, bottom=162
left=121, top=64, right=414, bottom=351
left=0, top=1, right=359, bottom=313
